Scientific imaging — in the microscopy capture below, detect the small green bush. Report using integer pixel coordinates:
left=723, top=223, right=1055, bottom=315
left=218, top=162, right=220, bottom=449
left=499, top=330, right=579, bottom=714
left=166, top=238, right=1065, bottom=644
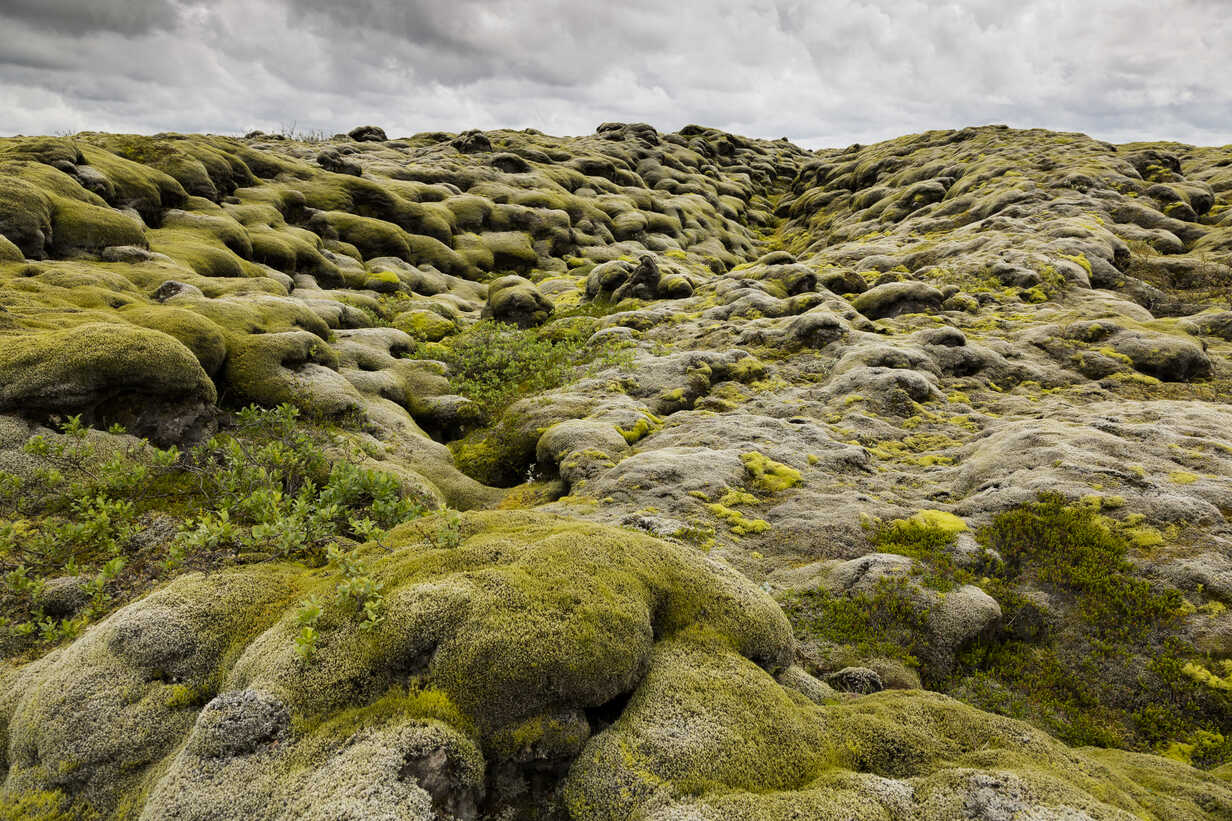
left=978, top=492, right=1181, bottom=638
left=415, top=319, right=632, bottom=418
left=782, top=576, right=928, bottom=671
left=945, top=494, right=1231, bottom=767
left=0, top=405, right=426, bottom=661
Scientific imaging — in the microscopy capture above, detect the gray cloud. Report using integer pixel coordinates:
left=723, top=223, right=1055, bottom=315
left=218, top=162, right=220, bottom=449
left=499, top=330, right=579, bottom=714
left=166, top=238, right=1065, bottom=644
left=0, top=0, right=182, bottom=35
left=0, top=0, right=1229, bottom=148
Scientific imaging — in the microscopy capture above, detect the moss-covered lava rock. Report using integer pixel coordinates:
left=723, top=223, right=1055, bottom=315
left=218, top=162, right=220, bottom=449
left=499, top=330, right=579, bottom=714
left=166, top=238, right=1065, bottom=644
left=2, top=122, right=1232, bottom=818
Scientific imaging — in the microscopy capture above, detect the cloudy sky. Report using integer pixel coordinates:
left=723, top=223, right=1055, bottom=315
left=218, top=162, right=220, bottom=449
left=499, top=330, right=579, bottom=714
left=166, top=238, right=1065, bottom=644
left=1, top=0, right=1229, bottom=149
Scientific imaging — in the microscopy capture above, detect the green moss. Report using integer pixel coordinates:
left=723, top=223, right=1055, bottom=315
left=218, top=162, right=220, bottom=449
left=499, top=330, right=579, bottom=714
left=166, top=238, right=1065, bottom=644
left=360, top=269, right=403, bottom=294
left=77, top=144, right=188, bottom=220
left=223, top=330, right=360, bottom=415
left=314, top=211, right=411, bottom=261
left=303, top=683, right=475, bottom=740
left=783, top=576, right=928, bottom=671
left=449, top=419, right=538, bottom=488
left=148, top=228, right=252, bottom=279
left=119, top=305, right=228, bottom=375
left=0, top=322, right=215, bottom=413
left=487, top=710, right=590, bottom=761
left=219, top=510, right=791, bottom=737
left=1060, top=252, right=1093, bottom=275
left=0, top=562, right=308, bottom=815
left=173, top=292, right=330, bottom=339
left=907, top=509, right=967, bottom=536
left=0, top=234, right=22, bottom=262
left=0, top=790, right=73, bottom=821
left=563, top=628, right=827, bottom=817
left=740, top=451, right=801, bottom=493
left=48, top=196, right=146, bottom=255
left=1125, top=523, right=1166, bottom=547
left=706, top=502, right=771, bottom=535
left=480, top=230, right=538, bottom=272
left=86, top=135, right=213, bottom=198
left=615, top=415, right=659, bottom=444
left=0, top=136, right=81, bottom=166
left=393, top=308, right=456, bottom=341
left=0, top=172, right=53, bottom=257
left=865, top=511, right=970, bottom=586
left=718, top=487, right=760, bottom=507
left=246, top=225, right=337, bottom=281
left=1183, top=661, right=1232, bottom=692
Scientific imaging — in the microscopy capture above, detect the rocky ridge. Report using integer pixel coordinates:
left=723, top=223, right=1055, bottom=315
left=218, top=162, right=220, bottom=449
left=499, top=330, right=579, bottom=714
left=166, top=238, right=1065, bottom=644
left=0, top=121, right=1230, bottom=818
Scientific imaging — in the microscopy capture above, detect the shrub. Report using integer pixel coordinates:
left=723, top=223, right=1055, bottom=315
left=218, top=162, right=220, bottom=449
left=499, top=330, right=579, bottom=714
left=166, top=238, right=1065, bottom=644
left=944, top=494, right=1231, bottom=767
left=415, top=319, right=632, bottom=418
left=782, top=576, right=929, bottom=671
left=0, top=405, right=427, bottom=661
left=978, top=492, right=1181, bottom=638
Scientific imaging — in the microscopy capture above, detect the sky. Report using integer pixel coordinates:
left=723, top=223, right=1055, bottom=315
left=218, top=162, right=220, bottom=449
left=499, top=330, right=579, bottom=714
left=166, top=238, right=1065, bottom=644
left=1, top=0, right=1229, bottom=149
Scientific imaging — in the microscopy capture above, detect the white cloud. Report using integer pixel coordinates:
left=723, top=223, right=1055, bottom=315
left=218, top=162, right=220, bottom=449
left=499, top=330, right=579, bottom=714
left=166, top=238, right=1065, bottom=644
left=1, top=0, right=1229, bottom=147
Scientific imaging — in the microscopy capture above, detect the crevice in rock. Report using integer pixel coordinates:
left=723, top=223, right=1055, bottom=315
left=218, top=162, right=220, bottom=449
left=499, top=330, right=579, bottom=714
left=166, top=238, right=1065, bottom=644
left=400, top=746, right=482, bottom=820
left=584, top=690, right=633, bottom=736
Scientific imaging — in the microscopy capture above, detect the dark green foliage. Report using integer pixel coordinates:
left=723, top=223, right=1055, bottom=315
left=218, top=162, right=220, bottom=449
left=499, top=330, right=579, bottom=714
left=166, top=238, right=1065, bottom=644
left=0, top=405, right=425, bottom=661
left=782, top=576, right=929, bottom=670
left=171, top=405, right=423, bottom=565
left=789, top=494, right=1232, bottom=768
left=947, top=494, right=1230, bottom=767
left=979, top=492, right=1182, bottom=638
left=416, top=319, right=630, bottom=418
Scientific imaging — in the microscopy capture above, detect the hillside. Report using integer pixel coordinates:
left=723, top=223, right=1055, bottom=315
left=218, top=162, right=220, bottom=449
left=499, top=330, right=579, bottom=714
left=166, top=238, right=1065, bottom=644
left=0, top=122, right=1230, bottom=819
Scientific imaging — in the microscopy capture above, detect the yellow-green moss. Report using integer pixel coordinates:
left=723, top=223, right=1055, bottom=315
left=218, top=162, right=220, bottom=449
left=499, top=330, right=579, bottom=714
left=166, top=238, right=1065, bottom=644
left=226, top=510, right=792, bottom=735
left=741, top=451, right=801, bottom=493
left=119, top=305, right=228, bottom=375
left=905, top=509, right=967, bottom=537
left=0, top=322, right=215, bottom=412
left=718, top=488, right=760, bottom=507
left=0, top=790, right=73, bottom=821
left=0, top=234, right=22, bottom=262
left=706, top=502, right=771, bottom=535
left=48, top=196, right=146, bottom=255
left=303, top=684, right=475, bottom=740
left=393, top=309, right=456, bottom=342
left=361, top=269, right=402, bottom=294
left=563, top=629, right=828, bottom=817
left=615, top=415, right=658, bottom=444
left=223, top=330, right=359, bottom=415
left=1182, top=661, right=1232, bottom=692
left=148, top=228, right=252, bottom=279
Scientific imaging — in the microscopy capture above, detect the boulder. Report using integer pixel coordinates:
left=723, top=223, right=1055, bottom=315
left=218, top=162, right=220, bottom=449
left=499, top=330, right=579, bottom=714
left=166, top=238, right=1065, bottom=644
left=451, top=130, right=492, bottom=153
left=316, top=148, right=362, bottom=176
left=347, top=125, right=387, bottom=142
left=1110, top=331, right=1212, bottom=382
left=851, top=281, right=945, bottom=319
left=482, top=275, right=553, bottom=328
left=612, top=254, right=661, bottom=301
left=826, top=666, right=884, bottom=694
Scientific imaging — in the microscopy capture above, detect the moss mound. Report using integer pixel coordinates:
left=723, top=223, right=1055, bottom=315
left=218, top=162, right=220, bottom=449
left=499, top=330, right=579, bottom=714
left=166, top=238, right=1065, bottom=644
left=0, top=322, right=215, bottom=414
left=1, top=510, right=1228, bottom=818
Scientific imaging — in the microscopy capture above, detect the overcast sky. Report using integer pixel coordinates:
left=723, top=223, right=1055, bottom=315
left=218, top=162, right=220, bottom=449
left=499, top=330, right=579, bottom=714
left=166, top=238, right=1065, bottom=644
left=1, top=0, right=1229, bottom=149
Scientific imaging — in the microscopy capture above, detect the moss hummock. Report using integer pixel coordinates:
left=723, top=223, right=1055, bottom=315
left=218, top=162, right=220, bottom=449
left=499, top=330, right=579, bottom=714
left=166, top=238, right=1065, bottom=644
left=0, top=322, right=215, bottom=413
